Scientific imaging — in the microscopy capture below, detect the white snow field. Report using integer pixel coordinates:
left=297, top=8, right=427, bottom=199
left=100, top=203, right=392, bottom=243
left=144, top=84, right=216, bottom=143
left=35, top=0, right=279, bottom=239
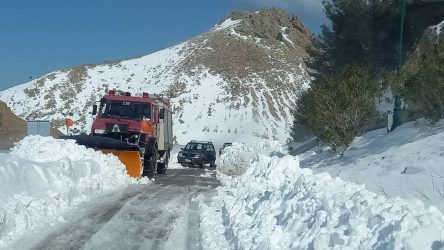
left=301, top=119, right=444, bottom=213
left=201, top=140, right=444, bottom=249
left=0, top=136, right=149, bottom=248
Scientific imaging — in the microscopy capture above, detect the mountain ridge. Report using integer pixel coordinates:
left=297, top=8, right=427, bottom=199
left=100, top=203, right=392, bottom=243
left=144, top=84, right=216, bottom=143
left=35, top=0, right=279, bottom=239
left=0, top=8, right=313, bottom=147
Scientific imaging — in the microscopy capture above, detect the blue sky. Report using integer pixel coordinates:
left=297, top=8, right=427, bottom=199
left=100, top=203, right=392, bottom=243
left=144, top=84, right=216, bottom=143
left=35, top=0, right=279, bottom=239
left=0, top=0, right=327, bottom=91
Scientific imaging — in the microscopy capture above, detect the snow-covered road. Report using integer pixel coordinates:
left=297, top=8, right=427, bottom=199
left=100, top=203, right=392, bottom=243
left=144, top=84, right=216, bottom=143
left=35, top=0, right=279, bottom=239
left=4, top=136, right=444, bottom=249
left=11, top=168, right=218, bottom=250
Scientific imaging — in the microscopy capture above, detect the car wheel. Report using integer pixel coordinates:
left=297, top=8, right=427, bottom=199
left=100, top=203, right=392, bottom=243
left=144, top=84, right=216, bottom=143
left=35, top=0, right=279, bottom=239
left=210, top=161, right=216, bottom=168
left=200, top=159, right=205, bottom=168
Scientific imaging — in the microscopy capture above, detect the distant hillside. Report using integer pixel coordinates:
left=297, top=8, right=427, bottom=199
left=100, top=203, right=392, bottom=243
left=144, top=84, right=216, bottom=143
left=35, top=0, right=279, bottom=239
left=0, top=101, right=61, bottom=149
left=0, top=8, right=313, bottom=147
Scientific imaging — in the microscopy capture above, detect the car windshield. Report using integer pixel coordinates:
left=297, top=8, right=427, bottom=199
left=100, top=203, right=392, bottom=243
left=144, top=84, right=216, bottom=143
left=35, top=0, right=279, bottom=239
left=100, top=100, right=151, bottom=120
left=185, top=143, right=213, bottom=151
left=223, top=143, right=232, bottom=148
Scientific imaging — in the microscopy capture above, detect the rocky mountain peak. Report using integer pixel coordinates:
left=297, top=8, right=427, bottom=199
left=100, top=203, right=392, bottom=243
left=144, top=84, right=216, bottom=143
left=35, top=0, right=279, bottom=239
left=227, top=8, right=311, bottom=46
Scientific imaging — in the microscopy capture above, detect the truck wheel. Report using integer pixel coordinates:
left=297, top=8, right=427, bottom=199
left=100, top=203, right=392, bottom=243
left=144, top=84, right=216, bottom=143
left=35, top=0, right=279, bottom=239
left=157, top=162, right=166, bottom=174
left=143, top=157, right=155, bottom=178
left=143, top=147, right=158, bottom=178
left=157, top=151, right=169, bottom=174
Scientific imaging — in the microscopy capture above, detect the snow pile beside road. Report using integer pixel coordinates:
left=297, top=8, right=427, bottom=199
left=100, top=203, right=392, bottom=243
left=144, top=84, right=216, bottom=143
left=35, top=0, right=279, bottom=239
left=202, top=142, right=444, bottom=249
left=0, top=136, right=149, bottom=248
left=216, top=141, right=286, bottom=177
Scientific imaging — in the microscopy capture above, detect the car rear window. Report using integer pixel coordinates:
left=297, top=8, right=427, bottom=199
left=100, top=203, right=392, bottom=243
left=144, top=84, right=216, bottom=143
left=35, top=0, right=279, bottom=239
left=185, top=143, right=214, bottom=151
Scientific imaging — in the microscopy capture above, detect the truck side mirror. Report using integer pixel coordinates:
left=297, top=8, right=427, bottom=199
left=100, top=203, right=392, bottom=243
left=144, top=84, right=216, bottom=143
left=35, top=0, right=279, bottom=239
left=92, top=105, right=98, bottom=115
left=159, top=108, right=165, bottom=119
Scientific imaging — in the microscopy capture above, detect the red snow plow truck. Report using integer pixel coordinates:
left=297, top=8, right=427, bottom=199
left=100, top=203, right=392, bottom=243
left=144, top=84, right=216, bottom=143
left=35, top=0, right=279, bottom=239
left=63, top=90, right=173, bottom=178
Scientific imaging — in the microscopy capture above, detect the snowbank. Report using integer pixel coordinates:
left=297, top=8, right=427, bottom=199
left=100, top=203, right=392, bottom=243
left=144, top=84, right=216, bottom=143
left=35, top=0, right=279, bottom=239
left=0, top=136, right=149, bottom=248
left=216, top=141, right=286, bottom=177
left=201, top=141, right=444, bottom=249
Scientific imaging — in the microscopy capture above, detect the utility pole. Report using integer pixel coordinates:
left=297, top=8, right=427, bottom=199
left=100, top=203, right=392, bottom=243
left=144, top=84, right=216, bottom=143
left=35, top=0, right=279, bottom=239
left=398, top=0, right=407, bottom=71
left=391, top=0, right=407, bottom=131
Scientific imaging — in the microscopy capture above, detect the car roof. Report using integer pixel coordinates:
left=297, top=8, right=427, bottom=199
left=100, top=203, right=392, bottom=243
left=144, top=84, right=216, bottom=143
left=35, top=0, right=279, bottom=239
left=188, top=140, right=213, bottom=144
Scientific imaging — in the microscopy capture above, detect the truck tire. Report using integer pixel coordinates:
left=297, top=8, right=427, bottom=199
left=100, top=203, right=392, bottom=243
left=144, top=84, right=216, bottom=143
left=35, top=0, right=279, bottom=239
left=157, top=161, right=166, bottom=174
left=157, top=151, right=169, bottom=174
left=143, top=141, right=158, bottom=178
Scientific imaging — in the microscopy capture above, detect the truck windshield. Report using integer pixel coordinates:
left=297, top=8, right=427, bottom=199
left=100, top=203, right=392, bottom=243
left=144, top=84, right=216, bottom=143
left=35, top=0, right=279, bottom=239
left=100, top=100, right=151, bottom=120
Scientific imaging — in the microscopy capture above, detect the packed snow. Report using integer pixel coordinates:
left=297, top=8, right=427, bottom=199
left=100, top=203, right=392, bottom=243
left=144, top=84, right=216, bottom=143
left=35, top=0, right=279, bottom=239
left=0, top=136, right=149, bottom=248
left=200, top=140, right=444, bottom=249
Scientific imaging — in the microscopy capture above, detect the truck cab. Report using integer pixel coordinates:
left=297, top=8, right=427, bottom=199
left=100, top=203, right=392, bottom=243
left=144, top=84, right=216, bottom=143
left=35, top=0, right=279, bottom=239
left=90, top=90, right=173, bottom=177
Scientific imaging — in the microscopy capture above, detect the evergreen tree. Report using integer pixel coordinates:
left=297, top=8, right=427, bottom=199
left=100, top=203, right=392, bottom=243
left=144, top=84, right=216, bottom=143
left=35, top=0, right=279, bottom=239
left=290, top=0, right=444, bottom=149
left=391, top=42, right=444, bottom=122
left=309, top=0, right=444, bottom=81
left=294, top=66, right=379, bottom=154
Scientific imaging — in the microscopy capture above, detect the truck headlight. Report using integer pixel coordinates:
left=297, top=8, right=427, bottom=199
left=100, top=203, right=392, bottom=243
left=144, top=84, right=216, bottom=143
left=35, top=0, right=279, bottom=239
left=94, top=129, right=106, bottom=134
left=178, top=152, right=183, bottom=157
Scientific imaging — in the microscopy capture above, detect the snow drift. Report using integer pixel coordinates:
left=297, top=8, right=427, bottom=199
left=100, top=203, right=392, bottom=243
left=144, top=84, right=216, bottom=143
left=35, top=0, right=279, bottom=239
left=216, top=141, right=286, bottom=177
left=0, top=136, right=149, bottom=248
left=201, top=141, right=444, bottom=249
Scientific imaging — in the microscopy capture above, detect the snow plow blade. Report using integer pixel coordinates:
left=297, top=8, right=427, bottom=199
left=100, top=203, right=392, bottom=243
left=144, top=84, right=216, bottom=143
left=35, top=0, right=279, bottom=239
left=60, top=135, right=143, bottom=178
left=100, top=149, right=142, bottom=177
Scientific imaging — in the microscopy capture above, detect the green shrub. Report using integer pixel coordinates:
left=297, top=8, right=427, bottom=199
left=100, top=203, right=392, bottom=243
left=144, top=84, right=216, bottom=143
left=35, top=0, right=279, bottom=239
left=391, top=42, right=444, bottom=123
left=293, top=65, right=379, bottom=154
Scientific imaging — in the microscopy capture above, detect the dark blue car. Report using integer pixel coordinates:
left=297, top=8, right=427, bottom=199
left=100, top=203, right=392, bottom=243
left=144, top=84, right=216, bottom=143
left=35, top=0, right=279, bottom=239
left=177, top=141, right=216, bottom=168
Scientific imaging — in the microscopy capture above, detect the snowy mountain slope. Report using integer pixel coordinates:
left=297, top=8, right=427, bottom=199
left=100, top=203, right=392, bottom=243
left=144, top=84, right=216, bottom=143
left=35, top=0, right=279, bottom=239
left=300, top=120, right=444, bottom=213
left=0, top=8, right=312, bottom=147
